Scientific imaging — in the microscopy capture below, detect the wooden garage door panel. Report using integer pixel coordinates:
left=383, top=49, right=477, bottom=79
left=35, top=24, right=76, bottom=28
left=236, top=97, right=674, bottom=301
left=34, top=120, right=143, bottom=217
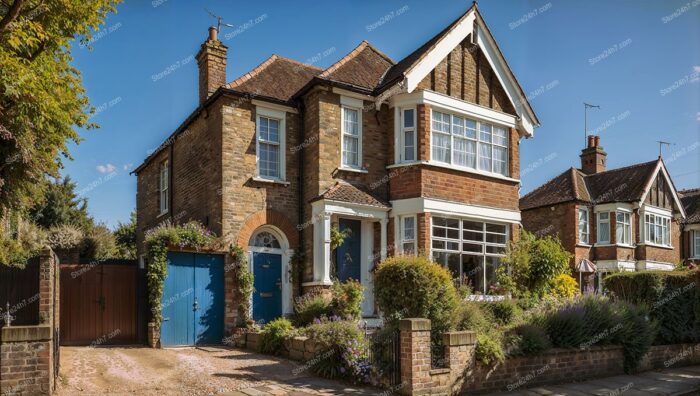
left=60, top=265, right=101, bottom=345
left=101, top=265, right=137, bottom=343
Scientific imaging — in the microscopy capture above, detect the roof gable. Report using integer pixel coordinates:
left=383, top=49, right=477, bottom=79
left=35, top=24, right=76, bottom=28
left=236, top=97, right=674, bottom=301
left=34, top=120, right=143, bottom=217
left=637, top=160, right=686, bottom=217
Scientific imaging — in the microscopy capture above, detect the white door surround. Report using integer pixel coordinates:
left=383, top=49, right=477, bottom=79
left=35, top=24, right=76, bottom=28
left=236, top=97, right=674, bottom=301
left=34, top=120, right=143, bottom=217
left=247, top=225, right=294, bottom=316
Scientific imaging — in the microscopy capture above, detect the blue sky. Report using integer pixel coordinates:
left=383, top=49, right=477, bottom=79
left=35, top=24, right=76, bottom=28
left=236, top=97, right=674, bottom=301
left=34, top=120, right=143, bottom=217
left=66, top=0, right=700, bottom=228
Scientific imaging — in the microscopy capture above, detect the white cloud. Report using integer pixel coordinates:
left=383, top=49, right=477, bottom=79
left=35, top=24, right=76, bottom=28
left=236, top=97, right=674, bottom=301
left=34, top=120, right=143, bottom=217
left=696, top=112, right=700, bottom=122
left=122, top=163, right=133, bottom=171
left=96, top=163, right=116, bottom=174
left=694, top=66, right=700, bottom=73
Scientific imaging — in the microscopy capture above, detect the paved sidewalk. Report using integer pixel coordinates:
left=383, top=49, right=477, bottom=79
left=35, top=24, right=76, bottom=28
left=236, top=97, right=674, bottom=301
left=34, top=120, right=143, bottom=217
left=487, top=365, right=700, bottom=396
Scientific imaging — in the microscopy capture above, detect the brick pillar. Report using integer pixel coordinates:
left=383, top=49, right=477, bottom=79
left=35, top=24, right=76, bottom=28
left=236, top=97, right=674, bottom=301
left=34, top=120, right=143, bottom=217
left=38, top=247, right=57, bottom=326
left=399, top=318, right=432, bottom=395
left=416, top=104, right=431, bottom=162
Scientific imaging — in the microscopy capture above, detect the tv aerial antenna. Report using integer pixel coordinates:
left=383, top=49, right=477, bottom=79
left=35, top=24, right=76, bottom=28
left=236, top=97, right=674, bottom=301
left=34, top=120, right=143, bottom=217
left=584, top=102, right=601, bottom=146
left=656, top=140, right=672, bottom=158
left=206, top=8, right=234, bottom=34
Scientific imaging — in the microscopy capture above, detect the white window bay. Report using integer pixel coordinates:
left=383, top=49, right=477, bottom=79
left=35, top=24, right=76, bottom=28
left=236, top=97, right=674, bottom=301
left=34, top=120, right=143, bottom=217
left=400, top=108, right=416, bottom=162
left=400, top=215, right=417, bottom=254
left=578, top=207, right=589, bottom=245
left=597, top=212, right=610, bottom=244
left=616, top=211, right=632, bottom=245
left=644, top=213, right=671, bottom=247
left=693, top=230, right=700, bottom=258
left=431, top=110, right=508, bottom=176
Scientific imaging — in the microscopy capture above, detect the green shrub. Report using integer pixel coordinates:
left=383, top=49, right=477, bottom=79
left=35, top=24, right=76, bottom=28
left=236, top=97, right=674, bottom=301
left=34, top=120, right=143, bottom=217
left=475, top=333, right=505, bottom=366
left=374, top=255, right=459, bottom=337
left=604, top=270, right=700, bottom=344
left=455, top=301, right=491, bottom=332
left=303, top=319, right=370, bottom=384
left=293, top=293, right=333, bottom=327
left=259, top=318, right=295, bottom=355
left=510, top=324, right=551, bottom=356
left=331, top=279, right=364, bottom=320
left=485, top=299, right=521, bottom=326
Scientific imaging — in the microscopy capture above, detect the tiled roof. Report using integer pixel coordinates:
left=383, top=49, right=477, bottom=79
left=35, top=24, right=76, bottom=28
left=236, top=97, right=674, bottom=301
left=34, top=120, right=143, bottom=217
left=311, top=181, right=389, bottom=208
left=318, top=41, right=394, bottom=91
left=225, top=55, right=322, bottom=102
left=520, top=159, right=661, bottom=211
left=680, top=188, right=700, bottom=224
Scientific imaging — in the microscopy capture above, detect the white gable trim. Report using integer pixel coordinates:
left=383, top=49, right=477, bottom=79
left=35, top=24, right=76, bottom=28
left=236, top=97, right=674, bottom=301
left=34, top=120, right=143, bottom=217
left=404, top=12, right=476, bottom=93
left=638, top=161, right=686, bottom=218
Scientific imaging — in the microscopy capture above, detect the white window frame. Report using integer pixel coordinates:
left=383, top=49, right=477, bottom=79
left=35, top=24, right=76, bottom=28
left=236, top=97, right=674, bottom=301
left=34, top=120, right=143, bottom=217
left=430, top=109, right=509, bottom=177
left=615, top=211, right=633, bottom=246
left=400, top=215, right=417, bottom=255
left=399, top=108, right=417, bottom=163
left=159, top=160, right=169, bottom=215
left=597, top=212, right=610, bottom=244
left=430, top=216, right=509, bottom=295
left=644, top=212, right=672, bottom=247
left=255, top=106, right=286, bottom=182
left=693, top=230, right=700, bottom=258
left=578, top=207, right=590, bottom=245
left=340, top=96, right=363, bottom=170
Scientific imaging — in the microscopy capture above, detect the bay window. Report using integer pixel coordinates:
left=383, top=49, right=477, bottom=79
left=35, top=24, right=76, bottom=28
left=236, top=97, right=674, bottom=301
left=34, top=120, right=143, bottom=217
left=615, top=211, right=632, bottom=245
left=431, top=110, right=508, bottom=176
left=400, top=215, right=417, bottom=254
left=400, top=108, right=416, bottom=162
left=597, top=212, right=610, bottom=244
left=341, top=106, right=361, bottom=168
left=257, top=115, right=281, bottom=179
left=644, top=213, right=671, bottom=247
left=431, top=217, right=508, bottom=294
left=693, top=231, right=700, bottom=258
left=578, top=208, right=589, bottom=245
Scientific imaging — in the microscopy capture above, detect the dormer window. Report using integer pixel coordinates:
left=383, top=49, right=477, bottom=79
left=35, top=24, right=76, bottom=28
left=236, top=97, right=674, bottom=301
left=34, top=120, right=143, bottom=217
left=431, top=110, right=508, bottom=176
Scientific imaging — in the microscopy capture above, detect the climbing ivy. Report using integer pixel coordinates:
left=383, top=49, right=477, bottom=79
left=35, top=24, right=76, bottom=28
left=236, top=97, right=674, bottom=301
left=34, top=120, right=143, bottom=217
left=230, top=245, right=255, bottom=327
left=145, top=221, right=218, bottom=326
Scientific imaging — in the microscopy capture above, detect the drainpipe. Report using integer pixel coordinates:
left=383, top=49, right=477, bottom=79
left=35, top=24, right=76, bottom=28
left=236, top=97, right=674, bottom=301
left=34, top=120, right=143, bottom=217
left=296, top=99, right=306, bottom=297
left=169, top=144, right=174, bottom=222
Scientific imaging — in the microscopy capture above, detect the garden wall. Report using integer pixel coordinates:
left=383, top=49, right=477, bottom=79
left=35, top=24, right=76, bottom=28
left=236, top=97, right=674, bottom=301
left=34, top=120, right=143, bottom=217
left=0, top=248, right=60, bottom=396
left=398, top=318, right=700, bottom=396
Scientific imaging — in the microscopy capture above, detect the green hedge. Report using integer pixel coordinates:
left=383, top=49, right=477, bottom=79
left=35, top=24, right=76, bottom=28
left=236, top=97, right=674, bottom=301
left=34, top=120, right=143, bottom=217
left=604, top=270, right=700, bottom=344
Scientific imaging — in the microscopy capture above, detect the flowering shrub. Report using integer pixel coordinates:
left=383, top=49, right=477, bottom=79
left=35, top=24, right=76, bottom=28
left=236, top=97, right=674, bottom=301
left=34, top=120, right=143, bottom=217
left=293, top=293, right=332, bottom=327
left=303, top=319, right=370, bottom=384
left=551, top=274, right=580, bottom=299
left=330, top=279, right=364, bottom=320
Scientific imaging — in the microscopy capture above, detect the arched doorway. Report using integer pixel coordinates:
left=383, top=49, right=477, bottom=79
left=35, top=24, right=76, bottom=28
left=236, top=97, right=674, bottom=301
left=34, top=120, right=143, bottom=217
left=248, top=226, right=292, bottom=325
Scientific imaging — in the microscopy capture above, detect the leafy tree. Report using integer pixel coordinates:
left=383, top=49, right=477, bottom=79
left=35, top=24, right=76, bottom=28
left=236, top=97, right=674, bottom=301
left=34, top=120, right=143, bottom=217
left=0, top=0, right=120, bottom=212
left=114, top=210, right=136, bottom=259
left=29, top=176, right=93, bottom=230
left=498, top=231, right=573, bottom=298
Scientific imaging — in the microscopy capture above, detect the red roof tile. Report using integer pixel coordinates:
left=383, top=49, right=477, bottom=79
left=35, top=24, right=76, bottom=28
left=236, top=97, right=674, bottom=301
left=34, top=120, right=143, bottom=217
left=680, top=188, right=700, bottom=224
left=226, top=55, right=322, bottom=102
left=311, top=181, right=389, bottom=208
left=318, top=41, right=394, bottom=91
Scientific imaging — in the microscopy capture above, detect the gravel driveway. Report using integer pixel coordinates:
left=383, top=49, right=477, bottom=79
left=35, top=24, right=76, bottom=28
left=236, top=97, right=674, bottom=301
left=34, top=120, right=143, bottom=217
left=57, top=346, right=378, bottom=396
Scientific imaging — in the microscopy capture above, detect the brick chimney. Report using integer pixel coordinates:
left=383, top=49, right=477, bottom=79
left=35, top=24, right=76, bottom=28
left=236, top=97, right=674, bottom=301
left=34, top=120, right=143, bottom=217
left=580, top=135, right=607, bottom=174
left=196, top=27, right=228, bottom=104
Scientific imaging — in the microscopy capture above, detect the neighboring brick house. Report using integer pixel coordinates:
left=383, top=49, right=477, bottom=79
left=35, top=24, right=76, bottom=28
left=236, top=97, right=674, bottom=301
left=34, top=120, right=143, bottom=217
left=679, top=188, right=700, bottom=266
left=520, top=135, right=687, bottom=292
left=134, top=4, right=539, bottom=334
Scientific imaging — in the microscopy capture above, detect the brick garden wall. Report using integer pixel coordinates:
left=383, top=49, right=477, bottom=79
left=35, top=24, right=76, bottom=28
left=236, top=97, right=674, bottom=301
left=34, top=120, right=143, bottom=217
left=0, top=248, right=59, bottom=395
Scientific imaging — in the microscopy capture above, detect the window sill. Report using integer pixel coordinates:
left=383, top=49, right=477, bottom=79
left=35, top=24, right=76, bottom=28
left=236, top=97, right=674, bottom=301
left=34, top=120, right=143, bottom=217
left=251, top=177, right=290, bottom=186
left=638, top=243, right=674, bottom=250
left=157, top=211, right=168, bottom=219
left=336, top=167, right=368, bottom=174
left=387, top=160, right=520, bottom=183
left=577, top=243, right=592, bottom=248
left=594, top=243, right=635, bottom=248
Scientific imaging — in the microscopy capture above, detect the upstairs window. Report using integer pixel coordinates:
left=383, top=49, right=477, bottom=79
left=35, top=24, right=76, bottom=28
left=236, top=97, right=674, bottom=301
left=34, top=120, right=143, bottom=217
left=597, top=212, right=610, bottom=244
left=400, top=108, right=416, bottom=162
left=341, top=106, right=361, bottom=168
left=693, top=231, right=700, bottom=258
left=578, top=208, right=589, bottom=245
left=616, top=211, right=632, bottom=246
left=159, top=160, right=169, bottom=215
left=431, top=110, right=508, bottom=176
left=645, top=213, right=671, bottom=247
left=257, top=115, right=281, bottom=179
left=400, top=215, right=417, bottom=255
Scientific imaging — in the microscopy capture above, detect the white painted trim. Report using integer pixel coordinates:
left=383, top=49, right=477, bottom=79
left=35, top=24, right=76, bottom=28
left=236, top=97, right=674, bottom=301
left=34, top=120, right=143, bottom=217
left=333, top=87, right=373, bottom=102
left=251, top=99, right=298, bottom=114
left=638, top=161, right=687, bottom=218
left=641, top=204, right=673, bottom=216
left=404, top=12, right=476, bottom=93
left=340, top=95, right=364, bottom=108
left=248, top=225, right=294, bottom=316
left=390, top=197, right=521, bottom=223
left=312, top=200, right=390, bottom=220
left=385, top=159, right=520, bottom=183
left=636, top=260, right=674, bottom=271
left=594, top=203, right=633, bottom=213
left=255, top=105, right=286, bottom=182
left=595, top=260, right=636, bottom=272
left=397, top=107, right=418, bottom=164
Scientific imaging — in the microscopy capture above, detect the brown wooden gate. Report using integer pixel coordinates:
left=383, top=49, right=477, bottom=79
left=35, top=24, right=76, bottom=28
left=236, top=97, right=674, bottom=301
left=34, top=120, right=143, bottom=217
left=60, top=261, right=138, bottom=345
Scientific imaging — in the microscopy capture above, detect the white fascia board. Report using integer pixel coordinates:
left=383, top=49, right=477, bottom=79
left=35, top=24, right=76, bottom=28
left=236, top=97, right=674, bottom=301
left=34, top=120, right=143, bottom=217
left=255, top=104, right=287, bottom=119
left=390, top=90, right=518, bottom=129
left=252, top=99, right=297, bottom=114
left=390, top=197, right=521, bottom=224
left=333, top=87, right=373, bottom=102
left=640, top=204, right=673, bottom=217
left=404, top=12, right=476, bottom=94
left=594, top=203, right=634, bottom=213
left=312, top=199, right=389, bottom=220
left=475, top=23, right=537, bottom=137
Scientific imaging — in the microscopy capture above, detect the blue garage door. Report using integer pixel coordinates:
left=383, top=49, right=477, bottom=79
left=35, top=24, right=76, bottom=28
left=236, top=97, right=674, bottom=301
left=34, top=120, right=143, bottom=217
left=160, top=252, right=224, bottom=346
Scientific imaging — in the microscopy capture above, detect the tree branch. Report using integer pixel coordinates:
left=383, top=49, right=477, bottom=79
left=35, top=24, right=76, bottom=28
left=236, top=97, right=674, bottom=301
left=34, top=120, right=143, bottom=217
left=0, top=0, right=23, bottom=33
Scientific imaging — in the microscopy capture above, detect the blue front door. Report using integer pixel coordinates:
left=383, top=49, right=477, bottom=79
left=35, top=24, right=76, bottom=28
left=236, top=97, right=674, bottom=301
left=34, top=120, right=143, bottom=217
left=160, top=252, right=224, bottom=346
left=336, top=219, right=361, bottom=282
left=252, top=253, right=282, bottom=325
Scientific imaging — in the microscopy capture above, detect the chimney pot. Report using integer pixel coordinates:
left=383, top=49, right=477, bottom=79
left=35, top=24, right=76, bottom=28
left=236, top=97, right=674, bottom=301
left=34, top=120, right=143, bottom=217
left=594, top=135, right=600, bottom=147
left=587, top=135, right=596, bottom=148
left=580, top=135, right=606, bottom=174
left=208, top=26, right=218, bottom=42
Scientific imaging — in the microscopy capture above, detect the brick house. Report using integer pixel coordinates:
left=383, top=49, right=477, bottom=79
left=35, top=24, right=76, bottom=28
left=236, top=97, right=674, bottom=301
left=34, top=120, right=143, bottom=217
left=680, top=188, right=700, bottom=266
left=134, top=4, right=539, bottom=333
left=520, top=135, right=687, bottom=292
